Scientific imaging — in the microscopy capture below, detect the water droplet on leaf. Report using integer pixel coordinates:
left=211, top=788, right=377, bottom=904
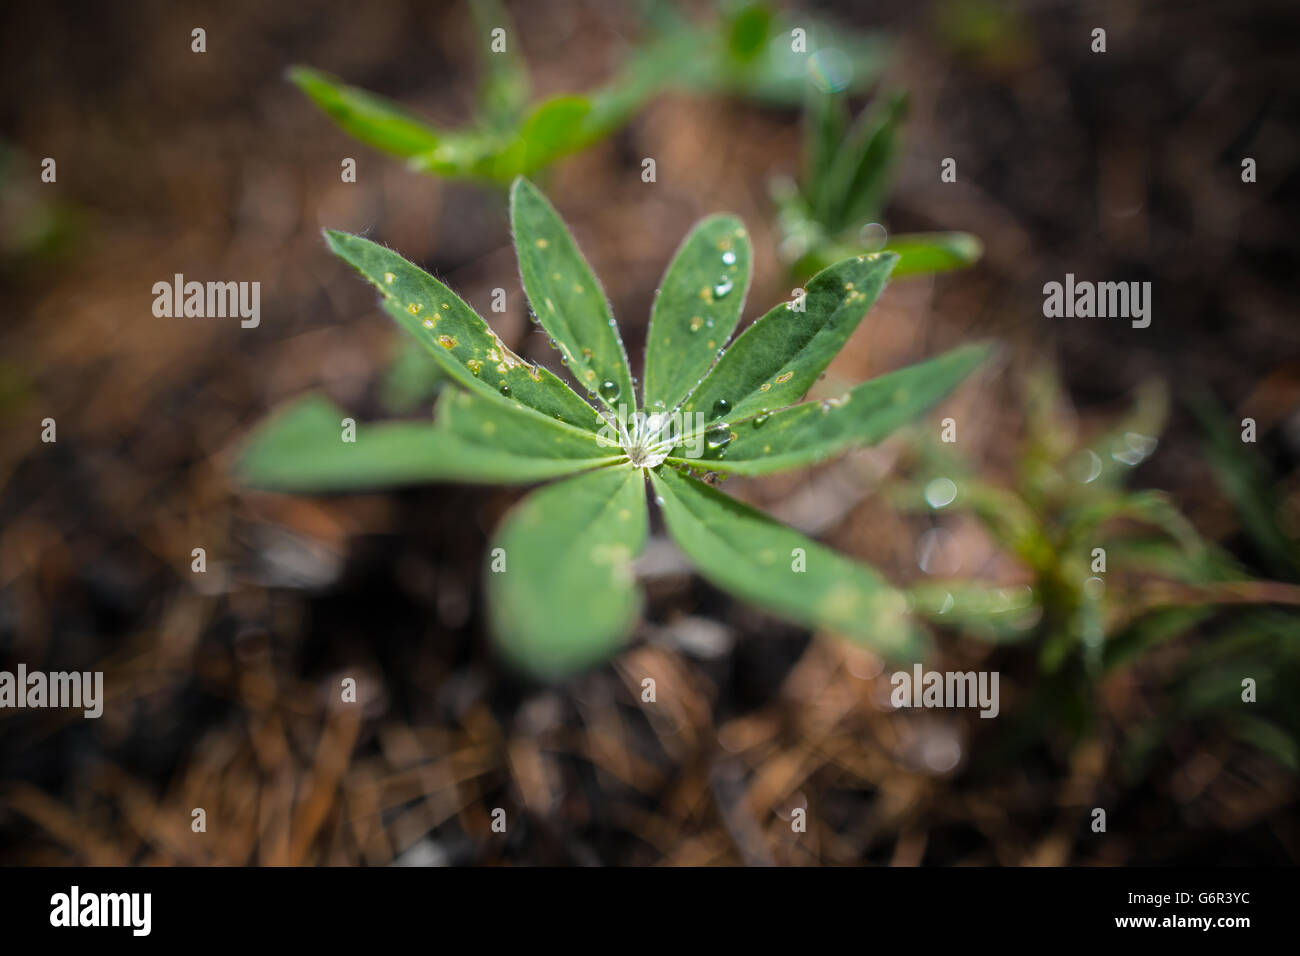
left=705, top=424, right=734, bottom=456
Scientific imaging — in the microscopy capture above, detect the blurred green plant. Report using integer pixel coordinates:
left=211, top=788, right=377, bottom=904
left=0, top=144, right=84, bottom=272
left=771, top=87, right=982, bottom=283
left=891, top=368, right=1300, bottom=774
left=291, top=0, right=886, bottom=186
left=237, top=177, right=990, bottom=679
left=379, top=336, right=447, bottom=416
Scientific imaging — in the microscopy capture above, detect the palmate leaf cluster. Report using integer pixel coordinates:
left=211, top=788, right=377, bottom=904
left=238, top=178, right=989, bottom=678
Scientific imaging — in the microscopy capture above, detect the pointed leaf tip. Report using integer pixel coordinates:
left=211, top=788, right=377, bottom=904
left=643, top=214, right=753, bottom=413
left=323, top=229, right=605, bottom=432
left=510, top=179, right=635, bottom=415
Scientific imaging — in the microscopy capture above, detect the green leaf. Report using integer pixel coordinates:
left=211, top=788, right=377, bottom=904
left=1228, top=714, right=1300, bottom=772
left=488, top=466, right=649, bottom=678
left=413, top=98, right=594, bottom=183
left=885, top=232, right=983, bottom=278
left=510, top=177, right=635, bottom=414
left=495, top=96, right=593, bottom=179
left=642, top=215, right=753, bottom=414
left=380, top=336, right=446, bottom=414
left=406, top=129, right=497, bottom=179
left=805, top=87, right=849, bottom=208
left=288, top=66, right=442, bottom=159
left=678, top=252, right=898, bottom=434
left=650, top=466, right=921, bottom=658
left=726, top=2, right=774, bottom=63
left=236, top=395, right=615, bottom=492
left=1189, top=390, right=1300, bottom=579
left=470, top=0, right=530, bottom=128
left=436, top=387, right=613, bottom=461
left=680, top=18, right=888, bottom=106
left=678, top=343, right=992, bottom=475
left=818, top=92, right=906, bottom=232
left=1064, top=490, right=1204, bottom=556
left=907, top=581, right=1040, bottom=643
left=323, top=228, right=604, bottom=433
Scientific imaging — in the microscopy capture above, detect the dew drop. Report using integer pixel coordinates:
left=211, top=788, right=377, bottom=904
left=923, top=477, right=958, bottom=509
left=721, top=250, right=737, bottom=266
left=499, top=382, right=511, bottom=396
left=753, top=410, right=770, bottom=427
left=712, top=276, right=734, bottom=298
left=705, top=423, right=734, bottom=452
left=599, top=380, right=620, bottom=402
left=711, top=398, right=730, bottom=418
left=857, top=222, right=888, bottom=250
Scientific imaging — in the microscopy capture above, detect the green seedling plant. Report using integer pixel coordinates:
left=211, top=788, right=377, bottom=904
left=237, top=177, right=991, bottom=679
left=292, top=1, right=887, bottom=187
left=891, top=368, right=1300, bottom=774
left=772, top=86, right=982, bottom=282
left=638, top=0, right=887, bottom=107
left=290, top=0, right=652, bottom=186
